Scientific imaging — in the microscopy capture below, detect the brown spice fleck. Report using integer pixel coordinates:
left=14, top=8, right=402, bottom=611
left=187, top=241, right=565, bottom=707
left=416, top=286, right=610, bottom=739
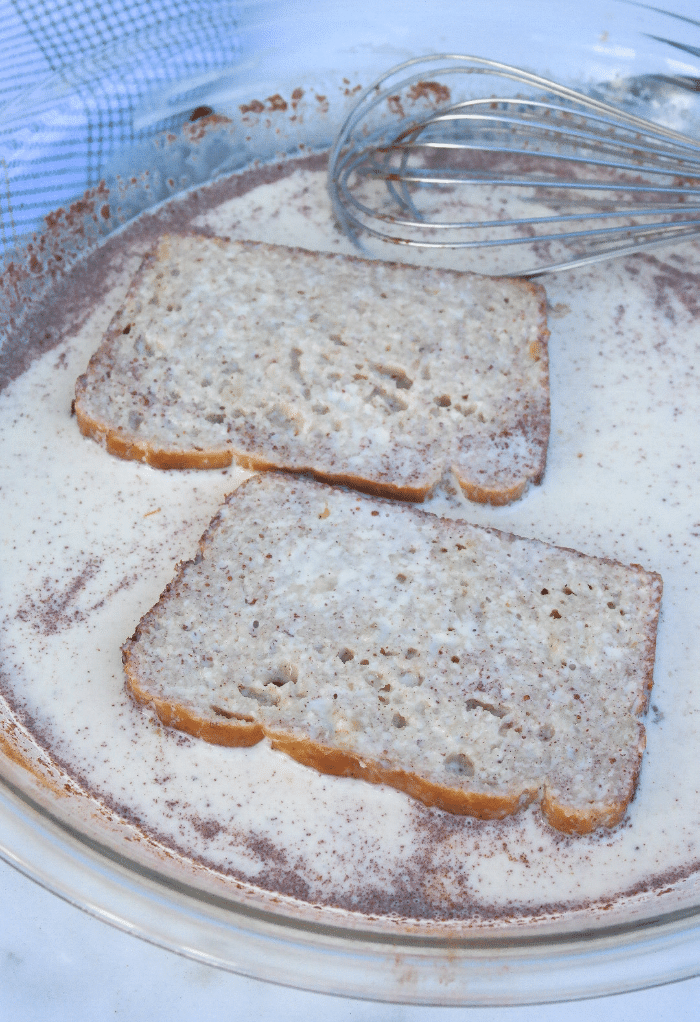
left=240, top=99, right=265, bottom=115
left=267, top=94, right=288, bottom=112
left=408, top=81, right=450, bottom=105
left=189, top=106, right=214, bottom=122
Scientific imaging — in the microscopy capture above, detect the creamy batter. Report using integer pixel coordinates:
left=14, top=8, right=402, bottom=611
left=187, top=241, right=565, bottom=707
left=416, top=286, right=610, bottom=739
left=1, top=160, right=700, bottom=923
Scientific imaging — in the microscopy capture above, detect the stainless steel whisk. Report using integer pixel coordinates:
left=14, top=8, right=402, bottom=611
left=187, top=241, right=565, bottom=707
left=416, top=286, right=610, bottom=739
left=328, top=55, right=700, bottom=275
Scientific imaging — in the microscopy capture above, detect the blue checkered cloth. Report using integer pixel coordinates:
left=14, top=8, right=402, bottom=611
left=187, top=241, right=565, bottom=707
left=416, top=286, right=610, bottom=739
left=0, top=0, right=244, bottom=255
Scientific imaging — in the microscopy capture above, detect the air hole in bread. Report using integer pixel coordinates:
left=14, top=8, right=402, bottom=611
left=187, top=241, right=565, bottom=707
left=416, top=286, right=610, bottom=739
left=539, top=724, right=555, bottom=741
left=372, top=364, right=413, bottom=390
left=265, top=663, right=299, bottom=688
left=465, top=698, right=507, bottom=718
left=445, top=753, right=474, bottom=777
left=368, top=385, right=408, bottom=414
left=205, top=413, right=225, bottom=424
left=337, top=648, right=354, bottom=663
left=405, top=648, right=419, bottom=660
left=392, top=713, right=408, bottom=728
left=398, top=671, right=422, bottom=687
left=238, top=684, right=279, bottom=706
left=211, top=704, right=235, bottom=718
left=266, top=404, right=303, bottom=434
left=456, top=402, right=477, bottom=417
left=211, top=704, right=255, bottom=722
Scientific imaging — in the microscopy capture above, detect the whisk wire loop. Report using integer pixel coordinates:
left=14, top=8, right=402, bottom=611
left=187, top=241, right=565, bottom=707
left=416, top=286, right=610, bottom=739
left=329, top=55, right=700, bottom=275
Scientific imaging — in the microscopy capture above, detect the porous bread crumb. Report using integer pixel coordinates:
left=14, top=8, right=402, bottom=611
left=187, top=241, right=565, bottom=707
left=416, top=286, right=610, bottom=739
left=123, top=473, right=662, bottom=834
left=75, top=235, right=550, bottom=504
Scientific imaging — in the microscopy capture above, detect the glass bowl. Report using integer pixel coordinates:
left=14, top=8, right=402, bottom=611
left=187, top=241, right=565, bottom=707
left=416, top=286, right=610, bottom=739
left=1, top=0, right=700, bottom=1005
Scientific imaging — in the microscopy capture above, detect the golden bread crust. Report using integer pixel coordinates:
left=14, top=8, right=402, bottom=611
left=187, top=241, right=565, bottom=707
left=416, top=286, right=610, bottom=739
left=125, top=659, right=536, bottom=821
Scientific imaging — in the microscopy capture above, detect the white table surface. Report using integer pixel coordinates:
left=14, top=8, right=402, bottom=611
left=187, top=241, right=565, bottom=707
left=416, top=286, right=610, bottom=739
left=2, top=857, right=699, bottom=1022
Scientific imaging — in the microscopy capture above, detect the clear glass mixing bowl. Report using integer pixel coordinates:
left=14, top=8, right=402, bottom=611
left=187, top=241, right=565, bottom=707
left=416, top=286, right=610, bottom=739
left=1, top=0, right=700, bottom=1005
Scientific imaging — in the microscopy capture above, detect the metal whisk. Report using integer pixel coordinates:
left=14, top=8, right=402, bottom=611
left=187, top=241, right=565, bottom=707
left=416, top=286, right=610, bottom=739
left=328, top=55, right=700, bottom=275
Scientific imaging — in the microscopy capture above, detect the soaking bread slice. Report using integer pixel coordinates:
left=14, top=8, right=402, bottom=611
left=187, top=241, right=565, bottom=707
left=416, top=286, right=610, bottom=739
left=123, top=473, right=662, bottom=834
left=76, top=235, right=549, bottom=505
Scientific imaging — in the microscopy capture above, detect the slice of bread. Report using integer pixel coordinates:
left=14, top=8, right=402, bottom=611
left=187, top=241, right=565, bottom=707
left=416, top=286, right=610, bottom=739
left=75, top=235, right=550, bottom=505
left=123, top=473, right=662, bottom=834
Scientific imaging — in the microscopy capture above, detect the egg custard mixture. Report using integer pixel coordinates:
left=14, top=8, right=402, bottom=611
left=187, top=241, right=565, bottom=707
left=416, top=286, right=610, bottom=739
left=1, top=152, right=700, bottom=926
